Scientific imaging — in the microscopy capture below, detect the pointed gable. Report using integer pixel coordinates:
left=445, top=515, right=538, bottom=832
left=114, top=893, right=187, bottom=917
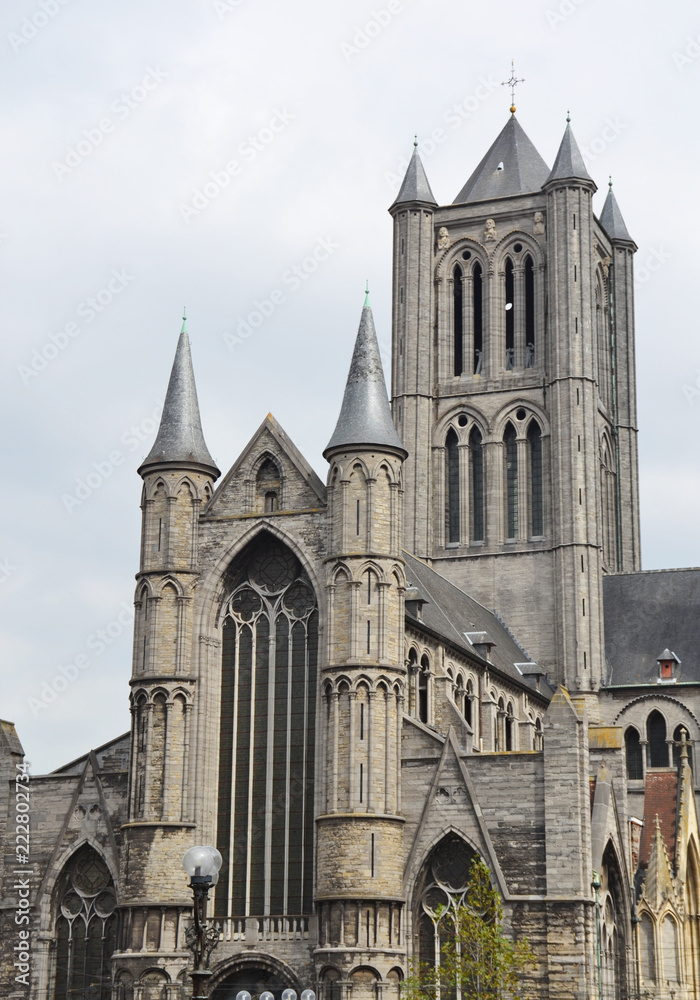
left=453, top=115, right=550, bottom=204
left=639, top=771, right=678, bottom=871
left=391, top=145, right=437, bottom=208
left=205, top=413, right=326, bottom=518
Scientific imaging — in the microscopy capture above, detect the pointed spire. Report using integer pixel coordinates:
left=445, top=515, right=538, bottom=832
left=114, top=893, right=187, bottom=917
left=390, top=144, right=437, bottom=208
left=138, top=319, right=220, bottom=478
left=545, top=118, right=594, bottom=186
left=643, top=813, right=676, bottom=910
left=324, top=298, right=407, bottom=459
left=599, top=180, right=634, bottom=243
left=453, top=115, right=550, bottom=204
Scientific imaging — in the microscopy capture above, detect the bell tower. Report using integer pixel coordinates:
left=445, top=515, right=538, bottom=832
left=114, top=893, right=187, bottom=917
left=390, top=112, right=640, bottom=691
left=318, top=295, right=408, bottom=994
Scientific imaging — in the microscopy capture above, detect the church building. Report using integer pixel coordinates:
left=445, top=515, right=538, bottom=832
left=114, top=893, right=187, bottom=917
left=3, top=105, right=700, bottom=1000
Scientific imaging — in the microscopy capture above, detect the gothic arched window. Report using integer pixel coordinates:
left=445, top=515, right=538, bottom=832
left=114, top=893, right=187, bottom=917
left=504, top=422, right=518, bottom=539
left=534, top=717, right=543, bottom=751
left=524, top=255, right=535, bottom=366
left=625, top=727, right=643, bottom=780
left=53, top=846, right=117, bottom=1000
left=673, top=725, right=694, bottom=771
left=415, top=834, right=478, bottom=973
left=453, top=264, right=463, bottom=376
left=418, top=655, right=430, bottom=724
left=469, top=426, right=484, bottom=542
left=504, top=259, right=515, bottom=369
left=216, top=535, right=318, bottom=919
left=647, top=711, right=668, bottom=768
left=256, top=457, right=281, bottom=512
left=505, top=701, right=515, bottom=751
left=640, top=913, right=656, bottom=984
left=473, top=262, right=484, bottom=374
left=465, top=679, right=474, bottom=729
left=662, top=915, right=680, bottom=983
left=446, top=429, right=460, bottom=545
left=527, top=420, right=543, bottom=537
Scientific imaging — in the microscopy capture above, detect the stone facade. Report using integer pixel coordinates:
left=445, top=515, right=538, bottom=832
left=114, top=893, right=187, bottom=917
left=3, top=110, right=700, bottom=1000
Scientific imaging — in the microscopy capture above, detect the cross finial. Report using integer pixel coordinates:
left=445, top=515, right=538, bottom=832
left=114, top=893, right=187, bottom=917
left=501, top=60, right=525, bottom=115
left=364, top=281, right=370, bottom=308
left=414, top=134, right=418, bottom=149
left=608, top=175, right=613, bottom=191
left=181, top=306, right=188, bottom=334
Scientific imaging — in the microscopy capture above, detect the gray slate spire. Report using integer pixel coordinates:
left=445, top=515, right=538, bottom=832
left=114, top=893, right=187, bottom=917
left=600, top=182, right=634, bottom=243
left=324, top=299, right=407, bottom=459
left=545, top=120, right=593, bottom=185
left=391, top=144, right=437, bottom=208
left=139, top=317, right=220, bottom=477
left=453, top=115, right=550, bottom=204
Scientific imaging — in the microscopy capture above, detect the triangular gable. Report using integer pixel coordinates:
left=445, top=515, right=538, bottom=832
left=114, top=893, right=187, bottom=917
left=36, top=752, right=120, bottom=902
left=404, top=727, right=509, bottom=899
left=674, top=741, right=700, bottom=887
left=205, top=414, right=326, bottom=517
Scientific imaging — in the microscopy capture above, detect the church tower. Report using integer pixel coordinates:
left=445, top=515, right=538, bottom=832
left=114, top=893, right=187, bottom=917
left=120, top=316, right=220, bottom=954
left=318, top=297, right=408, bottom=994
left=390, top=111, right=640, bottom=691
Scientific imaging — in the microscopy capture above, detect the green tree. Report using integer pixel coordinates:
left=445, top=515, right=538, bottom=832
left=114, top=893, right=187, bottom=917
left=402, top=857, right=535, bottom=1000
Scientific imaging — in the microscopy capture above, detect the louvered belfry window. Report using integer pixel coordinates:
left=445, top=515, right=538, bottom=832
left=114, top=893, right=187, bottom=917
left=215, top=536, right=318, bottom=918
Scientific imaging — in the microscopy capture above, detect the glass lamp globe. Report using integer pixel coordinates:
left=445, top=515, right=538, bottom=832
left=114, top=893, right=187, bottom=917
left=183, top=845, right=219, bottom=879
left=282, top=990, right=297, bottom=1000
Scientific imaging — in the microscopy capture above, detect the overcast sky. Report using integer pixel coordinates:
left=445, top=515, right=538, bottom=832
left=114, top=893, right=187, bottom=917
left=2, top=0, right=699, bottom=774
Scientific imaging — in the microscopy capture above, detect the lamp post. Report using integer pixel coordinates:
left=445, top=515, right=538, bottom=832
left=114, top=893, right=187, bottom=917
left=183, top=845, right=223, bottom=1000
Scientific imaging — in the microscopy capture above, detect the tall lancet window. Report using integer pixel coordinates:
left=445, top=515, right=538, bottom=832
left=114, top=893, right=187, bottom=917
left=504, top=422, right=518, bottom=538
left=469, top=426, right=484, bottom=541
left=445, top=428, right=460, bottom=544
left=216, top=535, right=318, bottom=919
left=453, top=265, right=463, bottom=375
left=473, top=262, right=483, bottom=374
left=524, top=255, right=535, bottom=366
left=504, top=259, right=515, bottom=369
left=528, top=420, right=543, bottom=536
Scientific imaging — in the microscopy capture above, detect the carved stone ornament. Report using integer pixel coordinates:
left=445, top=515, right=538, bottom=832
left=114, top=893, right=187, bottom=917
left=602, top=255, right=612, bottom=278
left=484, top=218, right=498, bottom=242
left=437, top=227, right=450, bottom=250
left=533, top=211, right=545, bottom=235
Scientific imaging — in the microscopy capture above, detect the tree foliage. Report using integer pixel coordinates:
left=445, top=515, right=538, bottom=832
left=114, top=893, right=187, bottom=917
left=402, top=857, right=535, bottom=1000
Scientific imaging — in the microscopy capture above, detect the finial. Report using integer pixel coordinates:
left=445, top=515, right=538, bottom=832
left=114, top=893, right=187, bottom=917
left=680, top=728, right=689, bottom=761
left=414, top=134, right=418, bottom=149
left=608, top=175, right=613, bottom=191
left=364, top=281, right=370, bottom=308
left=501, top=59, right=524, bottom=115
left=181, top=306, right=188, bottom=335
left=566, top=109, right=571, bottom=124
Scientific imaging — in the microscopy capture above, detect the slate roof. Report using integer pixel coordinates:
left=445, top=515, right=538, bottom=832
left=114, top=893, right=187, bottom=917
left=603, top=569, right=700, bottom=685
left=545, top=122, right=593, bottom=185
left=391, top=146, right=437, bottom=207
left=139, top=320, right=220, bottom=477
left=403, top=552, right=551, bottom=699
left=453, top=115, right=551, bottom=205
left=324, top=301, right=407, bottom=458
left=599, top=184, right=634, bottom=243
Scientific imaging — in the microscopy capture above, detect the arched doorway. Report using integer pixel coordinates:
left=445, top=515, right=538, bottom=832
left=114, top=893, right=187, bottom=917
left=212, top=962, right=299, bottom=1000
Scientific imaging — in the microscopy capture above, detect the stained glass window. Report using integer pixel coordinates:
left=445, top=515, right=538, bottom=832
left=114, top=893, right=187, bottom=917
left=53, top=846, right=117, bottom=1000
left=216, top=536, right=317, bottom=919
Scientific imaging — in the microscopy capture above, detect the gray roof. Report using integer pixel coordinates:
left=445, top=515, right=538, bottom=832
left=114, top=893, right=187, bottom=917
left=545, top=122, right=593, bottom=185
left=391, top=146, right=437, bottom=208
left=324, top=301, right=407, bottom=458
left=403, top=552, right=551, bottom=699
left=453, top=115, right=550, bottom=205
left=139, top=323, right=220, bottom=477
left=603, top=569, right=700, bottom=685
left=599, top=184, right=633, bottom=243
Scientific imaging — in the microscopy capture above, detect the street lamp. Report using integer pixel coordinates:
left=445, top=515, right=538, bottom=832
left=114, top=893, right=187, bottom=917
left=183, top=845, right=223, bottom=1000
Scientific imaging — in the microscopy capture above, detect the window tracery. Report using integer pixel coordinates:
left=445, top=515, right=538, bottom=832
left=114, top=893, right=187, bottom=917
left=53, top=846, right=117, bottom=1000
left=216, top=536, right=317, bottom=920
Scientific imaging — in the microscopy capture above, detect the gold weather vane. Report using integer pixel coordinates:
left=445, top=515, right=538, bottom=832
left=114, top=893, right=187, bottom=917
left=501, top=60, right=525, bottom=115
